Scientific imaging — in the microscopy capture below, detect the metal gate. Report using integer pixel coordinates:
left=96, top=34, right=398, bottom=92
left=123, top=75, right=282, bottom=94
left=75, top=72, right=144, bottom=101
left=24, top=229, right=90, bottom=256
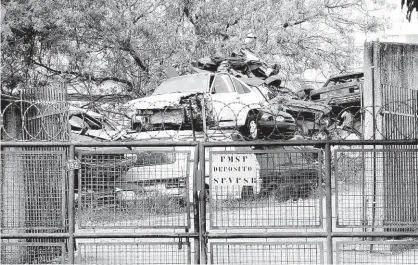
left=2, top=139, right=418, bottom=264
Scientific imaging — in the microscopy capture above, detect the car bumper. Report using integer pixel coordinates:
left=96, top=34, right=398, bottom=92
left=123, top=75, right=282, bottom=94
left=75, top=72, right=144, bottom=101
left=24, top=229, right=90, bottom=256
left=259, top=121, right=296, bottom=130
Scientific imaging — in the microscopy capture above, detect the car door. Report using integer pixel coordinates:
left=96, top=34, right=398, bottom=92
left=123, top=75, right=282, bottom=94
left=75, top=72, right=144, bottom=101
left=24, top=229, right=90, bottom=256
left=208, top=74, right=242, bottom=128
left=230, top=76, right=267, bottom=107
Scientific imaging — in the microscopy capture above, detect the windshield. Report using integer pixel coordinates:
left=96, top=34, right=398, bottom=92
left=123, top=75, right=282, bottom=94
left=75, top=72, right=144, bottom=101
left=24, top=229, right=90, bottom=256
left=152, top=74, right=209, bottom=95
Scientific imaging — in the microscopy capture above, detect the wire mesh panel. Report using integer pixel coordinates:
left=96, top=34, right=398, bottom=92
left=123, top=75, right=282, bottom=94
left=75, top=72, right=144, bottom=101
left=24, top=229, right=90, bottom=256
left=0, top=242, right=66, bottom=264
left=336, top=240, right=418, bottom=264
left=335, top=149, right=418, bottom=228
left=0, top=151, right=66, bottom=231
left=77, top=149, right=192, bottom=228
left=77, top=242, right=190, bottom=264
left=209, top=147, right=322, bottom=228
left=211, top=242, right=323, bottom=264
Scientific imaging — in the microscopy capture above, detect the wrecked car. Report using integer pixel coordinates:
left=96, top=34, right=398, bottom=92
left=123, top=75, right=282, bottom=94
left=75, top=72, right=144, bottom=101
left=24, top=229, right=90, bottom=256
left=256, top=146, right=322, bottom=201
left=70, top=106, right=126, bottom=141
left=69, top=107, right=179, bottom=209
left=239, top=78, right=332, bottom=139
left=308, top=72, right=364, bottom=138
left=126, top=73, right=296, bottom=140
left=310, top=72, right=364, bottom=106
left=278, top=99, right=332, bottom=139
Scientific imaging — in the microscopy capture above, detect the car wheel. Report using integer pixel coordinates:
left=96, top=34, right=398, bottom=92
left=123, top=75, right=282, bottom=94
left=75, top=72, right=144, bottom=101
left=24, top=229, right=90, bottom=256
left=241, top=186, right=254, bottom=199
left=242, top=112, right=260, bottom=140
left=269, top=183, right=291, bottom=202
left=312, top=131, right=328, bottom=140
left=132, top=122, right=143, bottom=132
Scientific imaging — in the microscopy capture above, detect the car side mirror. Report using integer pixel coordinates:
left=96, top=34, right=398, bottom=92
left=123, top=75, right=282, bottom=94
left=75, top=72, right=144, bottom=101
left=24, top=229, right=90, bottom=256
left=211, top=90, right=216, bottom=94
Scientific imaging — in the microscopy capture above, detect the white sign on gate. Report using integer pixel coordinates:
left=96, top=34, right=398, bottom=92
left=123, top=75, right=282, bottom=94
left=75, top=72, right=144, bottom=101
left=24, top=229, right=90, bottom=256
left=210, top=152, right=260, bottom=199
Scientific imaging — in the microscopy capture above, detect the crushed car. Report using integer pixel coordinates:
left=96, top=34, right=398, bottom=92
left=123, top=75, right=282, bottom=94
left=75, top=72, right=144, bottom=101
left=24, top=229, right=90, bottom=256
left=307, top=72, right=364, bottom=138
left=309, top=72, right=363, bottom=106
left=126, top=73, right=296, bottom=140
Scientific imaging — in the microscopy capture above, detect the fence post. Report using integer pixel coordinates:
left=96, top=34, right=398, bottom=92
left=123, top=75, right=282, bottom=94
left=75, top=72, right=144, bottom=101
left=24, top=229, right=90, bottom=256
left=68, top=145, right=75, bottom=264
left=199, top=142, right=208, bottom=264
left=193, top=144, right=200, bottom=264
left=325, top=143, right=333, bottom=264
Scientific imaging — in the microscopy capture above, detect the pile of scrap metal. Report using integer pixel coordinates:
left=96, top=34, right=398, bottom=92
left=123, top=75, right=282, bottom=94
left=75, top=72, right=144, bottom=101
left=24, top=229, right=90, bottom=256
left=296, top=72, right=364, bottom=139
left=189, top=48, right=280, bottom=78
left=188, top=48, right=286, bottom=96
left=187, top=48, right=335, bottom=139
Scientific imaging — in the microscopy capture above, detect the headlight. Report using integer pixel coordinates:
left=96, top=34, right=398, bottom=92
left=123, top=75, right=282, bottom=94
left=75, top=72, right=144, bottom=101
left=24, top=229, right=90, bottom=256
left=275, top=116, right=285, bottom=122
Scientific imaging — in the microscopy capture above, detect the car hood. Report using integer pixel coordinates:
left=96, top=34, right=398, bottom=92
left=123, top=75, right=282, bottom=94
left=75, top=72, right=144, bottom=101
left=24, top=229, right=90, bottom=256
left=270, top=97, right=331, bottom=115
left=71, top=129, right=126, bottom=141
left=125, top=92, right=202, bottom=110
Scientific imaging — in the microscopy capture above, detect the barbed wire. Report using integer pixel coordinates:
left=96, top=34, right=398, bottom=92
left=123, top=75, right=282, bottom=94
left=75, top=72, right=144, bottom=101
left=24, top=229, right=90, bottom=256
left=1, top=98, right=417, bottom=142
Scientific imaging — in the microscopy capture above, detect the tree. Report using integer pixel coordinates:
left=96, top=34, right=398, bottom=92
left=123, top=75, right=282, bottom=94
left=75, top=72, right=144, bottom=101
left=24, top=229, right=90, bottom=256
left=401, top=0, right=417, bottom=22
left=1, top=0, right=390, bottom=99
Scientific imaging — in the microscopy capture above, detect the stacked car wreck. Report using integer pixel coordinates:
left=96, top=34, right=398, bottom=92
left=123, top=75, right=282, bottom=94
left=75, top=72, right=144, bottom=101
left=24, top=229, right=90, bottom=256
left=69, top=48, right=365, bottom=208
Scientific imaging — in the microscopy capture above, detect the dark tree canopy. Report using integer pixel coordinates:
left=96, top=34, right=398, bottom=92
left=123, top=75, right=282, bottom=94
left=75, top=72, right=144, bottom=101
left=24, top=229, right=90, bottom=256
left=401, top=0, right=417, bottom=21
left=1, top=0, right=391, bottom=97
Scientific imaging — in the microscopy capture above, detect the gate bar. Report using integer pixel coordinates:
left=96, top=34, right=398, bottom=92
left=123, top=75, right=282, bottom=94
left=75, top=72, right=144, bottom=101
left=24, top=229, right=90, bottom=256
left=325, top=143, right=333, bottom=264
left=2, top=139, right=418, bottom=148
left=6, top=231, right=418, bottom=239
left=193, top=144, right=201, bottom=264
left=207, top=232, right=418, bottom=238
left=1, top=141, right=200, bottom=147
left=202, top=139, right=418, bottom=147
left=199, top=142, right=208, bottom=264
left=68, top=145, right=75, bottom=264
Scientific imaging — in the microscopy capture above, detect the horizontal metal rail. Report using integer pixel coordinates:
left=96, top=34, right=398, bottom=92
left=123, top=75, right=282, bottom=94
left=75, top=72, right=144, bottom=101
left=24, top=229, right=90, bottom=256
left=5, top=231, right=418, bottom=239
left=1, top=140, right=200, bottom=147
left=1, top=233, right=199, bottom=239
left=207, top=232, right=418, bottom=238
left=2, top=139, right=418, bottom=148
left=202, top=139, right=418, bottom=147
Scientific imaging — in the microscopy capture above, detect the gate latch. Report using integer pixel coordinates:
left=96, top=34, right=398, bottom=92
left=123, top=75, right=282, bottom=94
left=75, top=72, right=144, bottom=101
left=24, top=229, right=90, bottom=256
left=66, top=159, right=81, bottom=171
left=178, top=237, right=183, bottom=250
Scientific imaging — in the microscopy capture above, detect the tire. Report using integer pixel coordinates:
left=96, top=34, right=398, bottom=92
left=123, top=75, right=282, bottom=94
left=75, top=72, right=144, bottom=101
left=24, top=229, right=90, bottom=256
left=132, top=122, right=143, bottom=132
left=241, top=112, right=260, bottom=140
left=241, top=186, right=254, bottom=199
left=269, top=183, right=291, bottom=202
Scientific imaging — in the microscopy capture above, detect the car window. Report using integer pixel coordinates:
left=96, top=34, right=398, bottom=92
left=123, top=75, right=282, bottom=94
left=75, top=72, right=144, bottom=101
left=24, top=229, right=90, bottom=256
left=153, top=74, right=209, bottom=95
left=232, top=78, right=251, bottom=94
left=211, top=75, right=235, bottom=93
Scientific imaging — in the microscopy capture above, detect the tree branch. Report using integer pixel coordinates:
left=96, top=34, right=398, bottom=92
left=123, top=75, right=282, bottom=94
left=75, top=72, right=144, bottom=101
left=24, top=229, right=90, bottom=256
left=283, top=18, right=309, bottom=28
left=31, top=60, right=134, bottom=89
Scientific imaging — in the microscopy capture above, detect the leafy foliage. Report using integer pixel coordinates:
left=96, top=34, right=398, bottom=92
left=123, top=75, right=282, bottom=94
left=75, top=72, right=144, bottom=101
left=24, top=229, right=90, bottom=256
left=1, top=0, right=390, bottom=97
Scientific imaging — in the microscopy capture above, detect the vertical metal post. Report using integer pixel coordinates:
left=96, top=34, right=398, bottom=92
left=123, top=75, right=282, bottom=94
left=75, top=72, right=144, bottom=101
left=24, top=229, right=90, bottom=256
left=193, top=144, right=200, bottom=264
left=189, top=100, right=196, bottom=141
left=201, top=96, right=208, bottom=141
left=371, top=50, right=378, bottom=250
left=325, top=143, right=333, bottom=264
left=68, top=145, right=75, bottom=264
left=199, top=142, right=208, bottom=264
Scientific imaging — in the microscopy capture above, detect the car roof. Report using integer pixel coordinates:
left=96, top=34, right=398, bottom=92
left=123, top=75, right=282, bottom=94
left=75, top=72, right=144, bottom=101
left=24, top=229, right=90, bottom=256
left=327, top=72, right=364, bottom=81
